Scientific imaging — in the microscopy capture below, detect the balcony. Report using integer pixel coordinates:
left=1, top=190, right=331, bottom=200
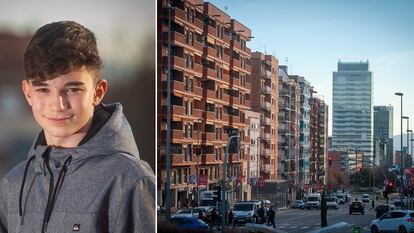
left=206, top=111, right=215, bottom=119
left=232, top=59, right=241, bottom=69
left=193, top=108, right=202, bottom=118
left=232, top=39, right=241, bottom=51
left=205, top=46, right=215, bottom=58
left=260, top=132, right=271, bottom=140
left=261, top=148, right=270, bottom=155
left=162, top=105, right=184, bottom=116
left=162, top=129, right=183, bottom=141
left=207, top=25, right=216, bottom=36
left=222, top=53, right=230, bottom=64
left=261, top=164, right=271, bottom=173
left=194, top=62, right=203, bottom=75
left=162, top=56, right=185, bottom=70
left=203, top=67, right=216, bottom=79
left=193, top=86, right=202, bottom=97
left=164, top=31, right=185, bottom=45
left=262, top=86, right=272, bottom=95
left=263, top=70, right=272, bottom=79
left=261, top=102, right=272, bottom=111
left=260, top=117, right=271, bottom=125
left=204, top=132, right=215, bottom=141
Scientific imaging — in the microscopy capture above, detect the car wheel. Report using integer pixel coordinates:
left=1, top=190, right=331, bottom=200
left=399, top=226, right=408, bottom=233
left=371, top=225, right=379, bottom=233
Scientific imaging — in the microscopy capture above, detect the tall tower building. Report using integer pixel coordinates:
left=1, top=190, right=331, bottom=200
left=332, top=61, right=374, bottom=165
left=374, top=106, right=394, bottom=167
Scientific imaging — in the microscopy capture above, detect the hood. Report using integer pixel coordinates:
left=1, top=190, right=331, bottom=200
left=27, top=102, right=139, bottom=174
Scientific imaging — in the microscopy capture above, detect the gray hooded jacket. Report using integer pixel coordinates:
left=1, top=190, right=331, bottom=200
left=0, top=103, right=155, bottom=233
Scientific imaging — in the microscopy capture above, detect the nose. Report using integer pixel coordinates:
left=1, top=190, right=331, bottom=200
left=49, top=91, right=68, bottom=112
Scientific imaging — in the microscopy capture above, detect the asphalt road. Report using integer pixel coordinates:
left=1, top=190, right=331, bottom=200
left=271, top=195, right=380, bottom=233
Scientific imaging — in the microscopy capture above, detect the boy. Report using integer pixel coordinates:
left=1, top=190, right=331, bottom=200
left=0, top=21, right=155, bottom=233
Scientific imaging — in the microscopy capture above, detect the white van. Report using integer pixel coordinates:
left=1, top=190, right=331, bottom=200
left=306, top=193, right=321, bottom=210
left=233, top=201, right=261, bottom=225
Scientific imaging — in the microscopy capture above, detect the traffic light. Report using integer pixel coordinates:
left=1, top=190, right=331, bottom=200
left=386, top=179, right=394, bottom=193
left=328, top=156, right=332, bottom=166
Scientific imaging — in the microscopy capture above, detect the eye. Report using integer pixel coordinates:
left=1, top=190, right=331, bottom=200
left=35, top=88, right=49, bottom=93
left=67, top=88, right=82, bottom=93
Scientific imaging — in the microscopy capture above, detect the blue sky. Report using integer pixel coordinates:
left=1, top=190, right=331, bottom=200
left=209, top=0, right=414, bottom=136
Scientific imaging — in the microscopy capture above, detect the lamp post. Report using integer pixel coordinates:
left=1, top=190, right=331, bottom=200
left=403, top=116, right=409, bottom=166
left=222, top=135, right=240, bottom=231
left=395, top=92, right=404, bottom=169
left=164, top=1, right=173, bottom=220
left=256, top=137, right=260, bottom=200
left=196, top=119, right=202, bottom=206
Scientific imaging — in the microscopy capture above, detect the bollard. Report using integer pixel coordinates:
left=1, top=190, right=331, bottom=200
left=352, top=226, right=360, bottom=233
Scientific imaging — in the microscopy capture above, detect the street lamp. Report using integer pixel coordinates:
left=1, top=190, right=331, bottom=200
left=403, top=116, right=409, bottom=165
left=256, top=137, right=260, bottom=200
left=395, top=92, right=404, bottom=168
left=196, top=119, right=202, bottom=206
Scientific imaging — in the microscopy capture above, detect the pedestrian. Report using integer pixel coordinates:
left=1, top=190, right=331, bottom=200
left=267, top=206, right=276, bottom=228
left=198, top=211, right=204, bottom=222
left=258, top=205, right=265, bottom=224
left=210, top=208, right=219, bottom=230
left=370, top=199, right=375, bottom=211
left=228, top=209, right=233, bottom=226
left=0, top=21, right=155, bottom=233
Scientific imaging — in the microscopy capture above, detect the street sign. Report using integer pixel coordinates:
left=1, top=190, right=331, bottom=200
left=189, top=175, right=196, bottom=184
left=328, top=184, right=333, bottom=190
left=317, top=183, right=323, bottom=190
left=199, top=175, right=208, bottom=185
left=258, top=178, right=265, bottom=187
left=303, top=184, right=309, bottom=190
left=250, top=178, right=257, bottom=186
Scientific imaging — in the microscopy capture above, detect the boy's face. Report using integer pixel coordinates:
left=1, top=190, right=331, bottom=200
left=22, top=68, right=107, bottom=146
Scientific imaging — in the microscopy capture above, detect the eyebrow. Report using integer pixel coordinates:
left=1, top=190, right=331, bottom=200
left=31, top=81, right=85, bottom=87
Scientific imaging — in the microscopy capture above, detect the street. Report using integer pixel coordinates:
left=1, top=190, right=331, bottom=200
left=227, top=194, right=379, bottom=233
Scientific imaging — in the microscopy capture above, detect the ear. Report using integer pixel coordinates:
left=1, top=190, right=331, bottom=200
left=22, top=80, right=33, bottom=106
left=93, top=79, right=108, bottom=105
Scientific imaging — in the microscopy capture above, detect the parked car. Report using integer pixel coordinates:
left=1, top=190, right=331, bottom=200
left=336, top=192, right=346, bottom=204
left=291, top=200, right=305, bottom=209
left=362, top=193, right=370, bottom=203
left=349, top=201, right=364, bottom=215
left=326, top=196, right=339, bottom=210
left=375, top=204, right=396, bottom=219
left=193, top=206, right=215, bottom=222
left=172, top=208, right=197, bottom=218
left=370, top=210, right=414, bottom=233
left=170, top=215, right=209, bottom=231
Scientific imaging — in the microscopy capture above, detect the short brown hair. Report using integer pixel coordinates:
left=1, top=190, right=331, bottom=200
left=24, top=21, right=102, bottom=83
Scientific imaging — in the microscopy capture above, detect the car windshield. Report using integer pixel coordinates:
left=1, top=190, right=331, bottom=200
left=326, top=197, right=336, bottom=202
left=308, top=197, right=319, bottom=201
left=352, top=202, right=361, bottom=206
left=176, top=209, right=191, bottom=214
left=295, top=200, right=303, bottom=203
left=362, top=194, right=369, bottom=198
left=234, top=203, right=254, bottom=211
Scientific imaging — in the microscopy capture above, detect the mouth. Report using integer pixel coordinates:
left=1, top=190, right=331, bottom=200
left=45, top=115, right=74, bottom=123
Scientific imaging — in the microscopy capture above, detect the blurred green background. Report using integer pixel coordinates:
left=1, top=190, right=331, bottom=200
left=0, top=0, right=155, bottom=177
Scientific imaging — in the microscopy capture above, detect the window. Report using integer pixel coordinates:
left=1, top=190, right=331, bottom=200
left=184, top=99, right=188, bottom=115
left=188, top=145, right=193, bottom=162
left=215, top=148, right=219, bottom=160
left=183, top=145, right=188, bottom=161
left=185, top=6, right=194, bottom=23
left=177, top=169, right=182, bottom=184
left=215, top=65, right=223, bottom=79
left=172, top=171, right=177, bottom=184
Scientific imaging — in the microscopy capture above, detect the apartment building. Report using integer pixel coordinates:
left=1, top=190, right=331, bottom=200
left=277, top=66, right=300, bottom=199
left=290, top=75, right=312, bottom=186
left=250, top=52, right=279, bottom=181
left=309, top=97, right=329, bottom=185
left=157, top=0, right=252, bottom=208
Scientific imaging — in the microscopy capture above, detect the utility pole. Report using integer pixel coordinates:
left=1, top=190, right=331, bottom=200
left=222, top=135, right=240, bottom=231
left=164, top=1, right=172, bottom=220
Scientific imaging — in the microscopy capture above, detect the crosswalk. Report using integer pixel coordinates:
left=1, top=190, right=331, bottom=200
left=275, top=223, right=320, bottom=232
